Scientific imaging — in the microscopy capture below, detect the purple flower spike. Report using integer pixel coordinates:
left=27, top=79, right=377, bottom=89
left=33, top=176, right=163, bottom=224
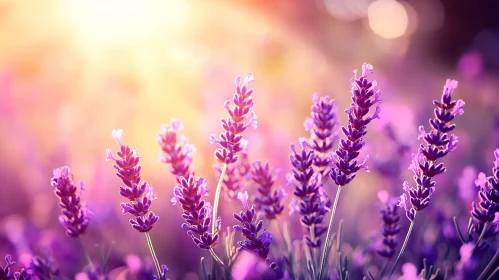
left=399, top=80, right=464, bottom=221
left=51, top=166, right=90, bottom=237
left=251, top=161, right=285, bottom=220
left=289, top=141, right=329, bottom=248
left=305, top=93, right=340, bottom=176
left=158, top=119, right=196, bottom=181
left=329, top=63, right=381, bottom=187
left=233, top=191, right=272, bottom=260
left=106, top=129, right=159, bottom=232
left=470, top=149, right=499, bottom=243
left=376, top=191, right=401, bottom=259
left=172, top=175, right=219, bottom=250
left=210, top=74, right=257, bottom=164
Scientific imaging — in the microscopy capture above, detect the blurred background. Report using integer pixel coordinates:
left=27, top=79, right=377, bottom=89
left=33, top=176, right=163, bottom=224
left=0, top=0, right=498, bottom=278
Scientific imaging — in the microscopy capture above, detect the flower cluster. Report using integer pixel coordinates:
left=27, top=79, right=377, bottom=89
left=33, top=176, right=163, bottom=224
left=289, top=142, right=328, bottom=248
left=158, top=119, right=195, bottom=181
left=217, top=151, right=250, bottom=199
left=471, top=149, right=499, bottom=242
left=171, top=175, right=219, bottom=249
left=251, top=160, right=285, bottom=220
left=329, top=63, right=381, bottom=187
left=1, top=255, right=31, bottom=280
left=51, top=166, right=90, bottom=237
left=399, top=79, right=465, bottom=221
left=210, top=74, right=257, bottom=164
left=106, top=129, right=159, bottom=232
left=304, top=93, right=340, bottom=176
left=233, top=192, right=272, bottom=260
left=376, top=191, right=401, bottom=259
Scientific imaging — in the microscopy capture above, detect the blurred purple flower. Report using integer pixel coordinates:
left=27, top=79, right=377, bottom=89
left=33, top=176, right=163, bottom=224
left=458, top=166, right=478, bottom=203
left=106, top=129, right=159, bottom=232
left=1, top=255, right=31, bottom=280
left=210, top=73, right=257, bottom=164
left=216, top=151, right=250, bottom=200
left=51, top=166, right=90, bottom=237
left=376, top=191, right=400, bottom=259
left=251, top=161, right=285, bottom=220
left=29, top=255, right=60, bottom=279
left=329, top=63, right=381, bottom=186
left=399, top=79, right=465, bottom=221
left=233, top=191, right=272, bottom=260
left=171, top=175, right=219, bottom=250
left=158, top=119, right=195, bottom=181
left=289, top=141, right=328, bottom=248
left=304, top=93, right=340, bottom=177
left=470, top=149, right=499, bottom=242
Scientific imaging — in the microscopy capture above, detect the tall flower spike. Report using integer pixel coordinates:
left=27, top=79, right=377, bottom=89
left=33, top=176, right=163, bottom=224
left=305, top=93, right=340, bottom=177
left=51, top=166, right=90, bottom=237
left=233, top=191, right=273, bottom=261
left=470, top=149, right=499, bottom=246
left=289, top=141, right=328, bottom=248
left=171, top=175, right=220, bottom=250
left=106, top=129, right=159, bottom=232
left=158, top=119, right=196, bottom=181
left=376, top=191, right=401, bottom=259
left=329, top=63, right=381, bottom=186
left=398, top=79, right=465, bottom=221
left=252, top=160, right=285, bottom=220
left=319, top=63, right=382, bottom=280
left=389, top=79, right=465, bottom=278
left=210, top=73, right=257, bottom=164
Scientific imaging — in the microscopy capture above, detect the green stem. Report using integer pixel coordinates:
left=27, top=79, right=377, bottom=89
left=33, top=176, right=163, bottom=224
left=389, top=213, right=417, bottom=277
left=78, top=237, right=94, bottom=270
left=145, top=232, right=161, bottom=277
left=212, top=163, right=227, bottom=235
left=318, top=185, right=342, bottom=280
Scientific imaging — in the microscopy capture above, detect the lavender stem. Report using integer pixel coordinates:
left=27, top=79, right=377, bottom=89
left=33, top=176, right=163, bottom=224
left=318, top=185, right=342, bottom=280
left=212, top=163, right=227, bottom=235
left=389, top=213, right=417, bottom=278
left=478, top=248, right=499, bottom=280
left=145, top=232, right=161, bottom=277
left=78, top=237, right=94, bottom=270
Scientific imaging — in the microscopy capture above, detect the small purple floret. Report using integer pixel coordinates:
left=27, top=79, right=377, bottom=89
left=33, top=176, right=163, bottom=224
left=251, top=161, right=285, bottom=220
left=158, top=119, right=195, bottom=181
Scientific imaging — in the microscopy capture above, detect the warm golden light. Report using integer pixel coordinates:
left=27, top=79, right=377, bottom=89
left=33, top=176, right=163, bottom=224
left=368, top=0, right=408, bottom=39
left=61, top=0, right=186, bottom=45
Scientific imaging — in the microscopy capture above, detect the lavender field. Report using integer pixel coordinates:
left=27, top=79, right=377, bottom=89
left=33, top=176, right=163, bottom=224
left=1, top=0, right=499, bottom=279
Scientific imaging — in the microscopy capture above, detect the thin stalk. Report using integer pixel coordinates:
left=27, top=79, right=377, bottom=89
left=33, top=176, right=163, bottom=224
left=212, top=163, right=227, bottom=235
left=474, top=222, right=489, bottom=251
left=478, top=248, right=499, bottom=280
left=389, top=213, right=417, bottom=277
left=486, top=265, right=499, bottom=280
left=318, top=185, right=342, bottom=280
left=209, top=248, right=226, bottom=267
left=145, top=232, right=161, bottom=277
left=378, top=258, right=388, bottom=279
left=78, top=237, right=94, bottom=270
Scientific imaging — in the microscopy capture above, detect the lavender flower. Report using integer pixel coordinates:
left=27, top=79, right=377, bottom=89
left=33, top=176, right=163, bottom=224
left=233, top=192, right=272, bottom=260
left=29, top=255, right=60, bottom=279
left=251, top=161, right=285, bottom=220
left=1, top=255, right=31, bottom=280
left=376, top=191, right=400, bottom=259
left=289, top=141, right=328, bottom=248
left=158, top=119, right=195, bottom=181
left=171, top=175, right=219, bottom=249
left=471, top=149, right=499, bottom=242
left=209, top=73, right=257, bottom=164
left=304, top=93, right=340, bottom=176
left=216, top=151, right=250, bottom=199
left=106, top=129, right=159, bottom=232
left=51, top=166, right=90, bottom=237
left=398, top=79, right=465, bottom=221
left=329, top=63, right=381, bottom=187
